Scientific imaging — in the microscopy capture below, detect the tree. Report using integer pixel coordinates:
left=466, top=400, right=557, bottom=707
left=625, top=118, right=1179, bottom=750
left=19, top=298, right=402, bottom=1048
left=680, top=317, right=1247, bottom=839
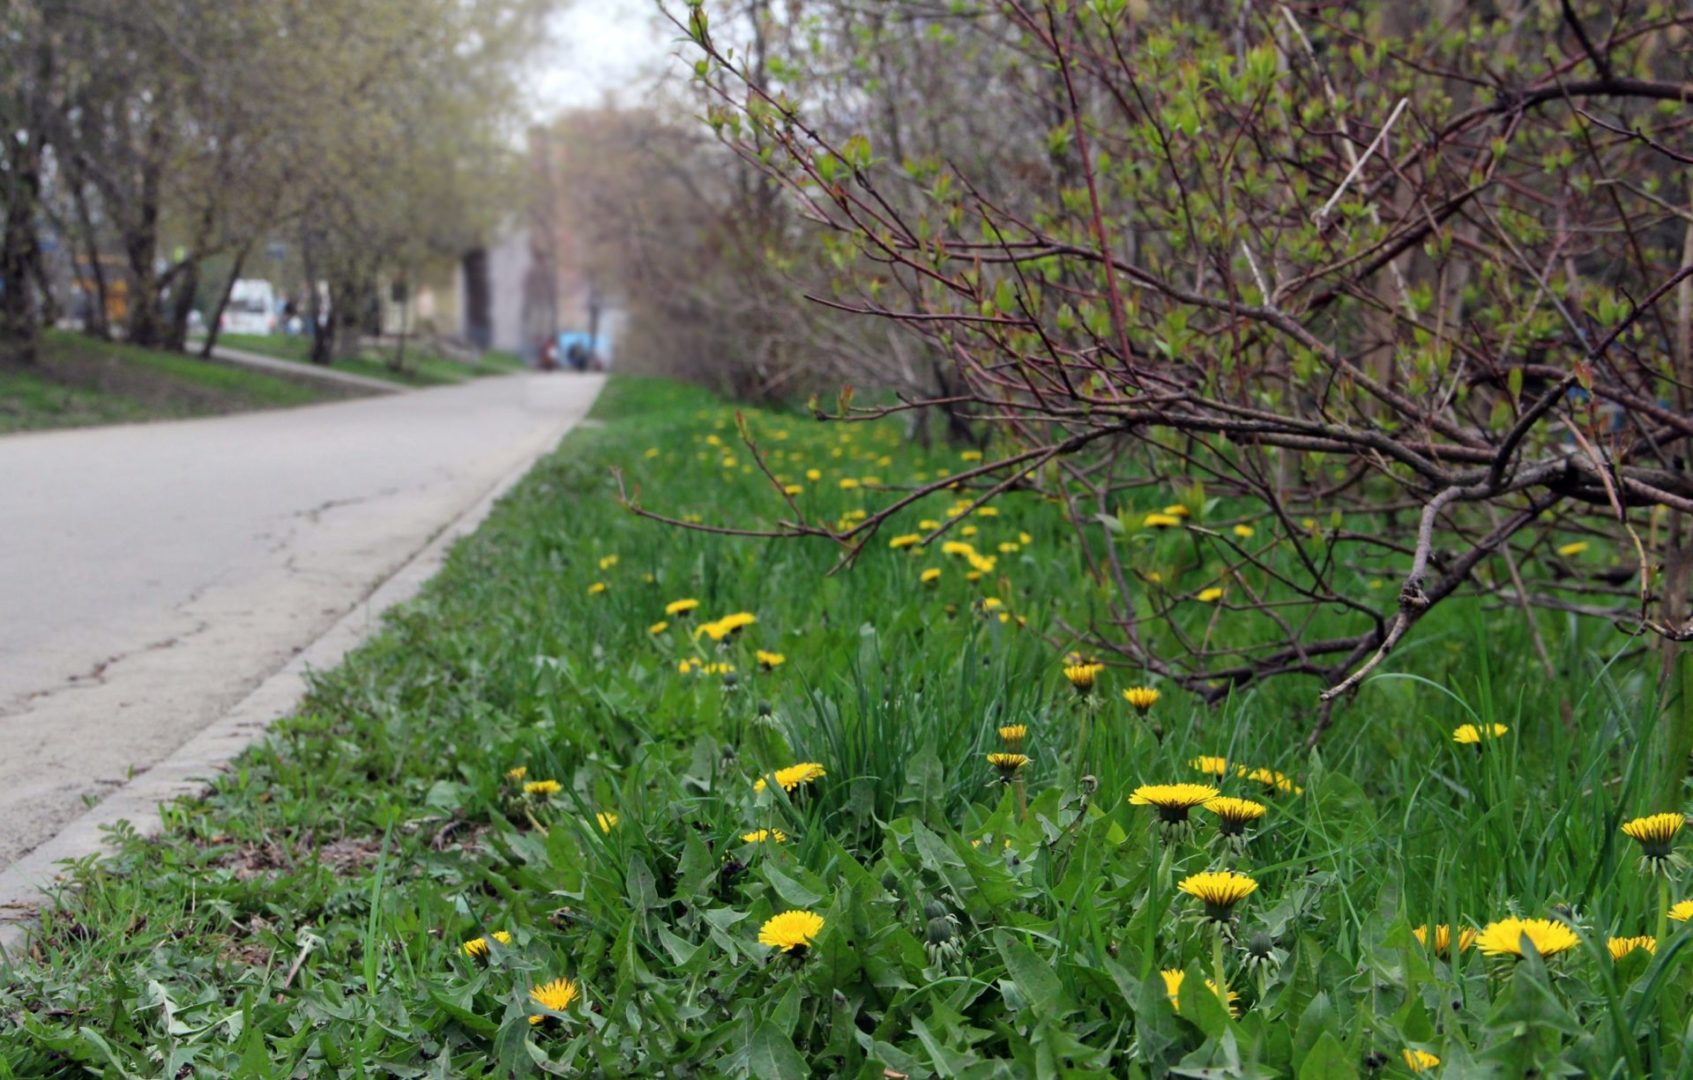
left=1, top=0, right=552, bottom=364
left=0, top=1, right=53, bottom=363
left=675, top=0, right=1693, bottom=752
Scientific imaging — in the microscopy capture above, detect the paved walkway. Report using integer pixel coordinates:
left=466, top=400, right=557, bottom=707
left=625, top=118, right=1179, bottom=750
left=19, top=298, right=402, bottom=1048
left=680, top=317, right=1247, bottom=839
left=0, top=374, right=603, bottom=868
left=203, top=342, right=404, bottom=393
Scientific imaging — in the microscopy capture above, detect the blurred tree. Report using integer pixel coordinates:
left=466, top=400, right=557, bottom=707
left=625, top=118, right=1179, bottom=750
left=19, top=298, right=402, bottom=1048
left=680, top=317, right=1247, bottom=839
left=0, top=0, right=552, bottom=365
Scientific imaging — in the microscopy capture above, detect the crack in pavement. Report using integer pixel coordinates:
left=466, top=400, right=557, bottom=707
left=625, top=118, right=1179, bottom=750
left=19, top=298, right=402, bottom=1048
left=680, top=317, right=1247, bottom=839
left=1, top=620, right=213, bottom=718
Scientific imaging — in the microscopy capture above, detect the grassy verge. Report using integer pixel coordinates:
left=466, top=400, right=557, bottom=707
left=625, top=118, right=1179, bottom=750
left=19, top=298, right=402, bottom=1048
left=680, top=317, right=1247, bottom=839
left=0, top=331, right=340, bottom=434
left=217, top=333, right=525, bottom=387
left=0, top=376, right=1686, bottom=1076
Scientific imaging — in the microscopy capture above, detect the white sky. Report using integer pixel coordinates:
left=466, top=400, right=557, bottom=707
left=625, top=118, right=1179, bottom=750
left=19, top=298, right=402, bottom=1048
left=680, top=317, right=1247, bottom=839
left=528, top=0, right=681, bottom=112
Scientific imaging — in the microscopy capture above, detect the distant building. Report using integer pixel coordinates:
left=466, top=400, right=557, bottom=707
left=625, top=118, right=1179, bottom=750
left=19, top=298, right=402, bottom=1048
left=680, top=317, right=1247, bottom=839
left=383, top=126, right=618, bottom=364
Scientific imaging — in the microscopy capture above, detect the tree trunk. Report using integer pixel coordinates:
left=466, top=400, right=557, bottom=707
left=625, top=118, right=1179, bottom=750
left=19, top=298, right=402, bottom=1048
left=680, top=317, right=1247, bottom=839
left=199, top=241, right=250, bottom=359
left=308, top=316, right=334, bottom=364
left=30, top=234, right=57, bottom=328
left=122, top=129, right=166, bottom=348
left=0, top=134, right=43, bottom=364
left=392, top=275, right=409, bottom=371
left=164, top=258, right=199, bottom=352
left=1657, top=207, right=1693, bottom=806
left=329, top=275, right=365, bottom=363
left=301, top=230, right=335, bottom=365
left=71, top=180, right=110, bottom=340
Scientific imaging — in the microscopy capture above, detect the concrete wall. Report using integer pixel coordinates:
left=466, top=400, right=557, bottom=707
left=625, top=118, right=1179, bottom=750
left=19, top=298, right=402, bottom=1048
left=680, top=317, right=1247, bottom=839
left=486, top=230, right=532, bottom=357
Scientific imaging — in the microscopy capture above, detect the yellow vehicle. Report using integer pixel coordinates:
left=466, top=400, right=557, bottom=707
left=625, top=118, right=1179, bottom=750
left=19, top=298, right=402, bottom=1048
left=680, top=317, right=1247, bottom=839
left=72, top=255, right=129, bottom=324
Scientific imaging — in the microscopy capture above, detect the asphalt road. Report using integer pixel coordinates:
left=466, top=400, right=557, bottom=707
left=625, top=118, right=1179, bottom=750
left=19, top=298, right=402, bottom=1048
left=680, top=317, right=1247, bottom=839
left=0, top=373, right=603, bottom=869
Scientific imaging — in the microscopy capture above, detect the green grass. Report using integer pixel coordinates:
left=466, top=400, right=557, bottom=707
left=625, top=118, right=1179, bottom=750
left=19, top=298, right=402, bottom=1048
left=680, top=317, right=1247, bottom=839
left=0, top=331, right=335, bottom=434
left=1, top=376, right=1686, bottom=1076
left=217, top=333, right=525, bottom=387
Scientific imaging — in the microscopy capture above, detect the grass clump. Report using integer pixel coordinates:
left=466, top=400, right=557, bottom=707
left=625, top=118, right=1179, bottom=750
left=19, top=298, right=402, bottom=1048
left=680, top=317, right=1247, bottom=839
left=0, top=331, right=338, bottom=433
left=217, top=333, right=525, bottom=387
left=2, top=376, right=1690, bottom=1076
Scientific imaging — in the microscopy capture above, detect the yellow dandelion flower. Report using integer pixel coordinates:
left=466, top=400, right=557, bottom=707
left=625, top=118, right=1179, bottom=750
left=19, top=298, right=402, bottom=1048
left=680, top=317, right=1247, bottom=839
left=1162, top=504, right=1190, bottom=517
left=888, top=534, right=922, bottom=549
left=1143, top=512, right=1182, bottom=528
left=1671, top=900, right=1693, bottom=922
left=919, top=519, right=940, bottom=530
left=1557, top=541, right=1589, bottom=557
left=986, top=752, right=1030, bottom=780
left=587, top=582, right=608, bottom=595
left=666, top=598, right=701, bottom=616
left=697, top=611, right=758, bottom=641
left=1177, top=870, right=1259, bottom=920
left=644, top=447, right=660, bottom=458
left=598, top=554, right=619, bottom=570
left=961, top=525, right=979, bottom=537
left=941, top=541, right=976, bottom=559
left=1064, top=662, right=1104, bottom=693
left=920, top=567, right=942, bottom=585
left=1130, top=783, right=1219, bottom=824
left=1232, top=524, right=1255, bottom=538
left=1453, top=723, right=1509, bottom=745
left=967, top=553, right=997, bottom=573
left=1621, top=812, right=1684, bottom=863
left=461, top=930, right=512, bottom=959
left=1474, top=916, right=1580, bottom=958
left=756, top=650, right=786, bottom=669
left=839, top=478, right=860, bottom=490
left=523, top=779, right=561, bottom=797
left=505, top=766, right=528, bottom=782
left=1189, top=755, right=1229, bottom=778
left=677, top=658, right=699, bottom=674
left=754, top=762, right=827, bottom=793
left=806, top=468, right=822, bottom=481
left=1204, top=796, right=1267, bottom=836
left=783, top=484, right=804, bottom=495
left=594, top=812, right=619, bottom=833
left=997, top=724, right=1028, bottom=750
left=758, top=909, right=825, bottom=952
left=1161, top=969, right=1239, bottom=1015
left=527, top=977, right=581, bottom=1025
left=1412, top=924, right=1478, bottom=956
left=1123, top=686, right=1160, bottom=711
left=980, top=596, right=1003, bottom=611
left=1195, top=587, right=1224, bottom=603
left=960, top=450, right=983, bottom=462
left=1237, top=766, right=1303, bottom=795
left=741, top=828, right=788, bottom=844
left=1403, top=1049, right=1440, bottom=1073
left=1607, top=935, right=1656, bottom=960
left=649, top=620, right=669, bottom=635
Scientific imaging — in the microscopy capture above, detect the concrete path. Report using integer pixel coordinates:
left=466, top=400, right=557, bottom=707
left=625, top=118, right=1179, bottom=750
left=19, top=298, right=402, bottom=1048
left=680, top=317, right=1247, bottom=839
left=0, top=374, right=603, bottom=870
left=203, top=342, right=404, bottom=394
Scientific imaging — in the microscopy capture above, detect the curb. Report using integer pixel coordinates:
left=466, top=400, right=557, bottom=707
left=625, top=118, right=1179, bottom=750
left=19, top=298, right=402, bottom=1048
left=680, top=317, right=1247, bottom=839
left=206, top=344, right=406, bottom=394
left=0, top=388, right=595, bottom=958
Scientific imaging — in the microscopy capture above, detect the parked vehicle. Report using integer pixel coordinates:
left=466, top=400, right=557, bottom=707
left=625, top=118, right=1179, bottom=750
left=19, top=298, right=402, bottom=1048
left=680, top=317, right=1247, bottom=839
left=221, top=279, right=278, bottom=335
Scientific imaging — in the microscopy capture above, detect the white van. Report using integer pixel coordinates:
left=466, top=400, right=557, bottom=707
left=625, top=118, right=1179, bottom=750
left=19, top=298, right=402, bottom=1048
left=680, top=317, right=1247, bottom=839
left=221, top=279, right=278, bottom=336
